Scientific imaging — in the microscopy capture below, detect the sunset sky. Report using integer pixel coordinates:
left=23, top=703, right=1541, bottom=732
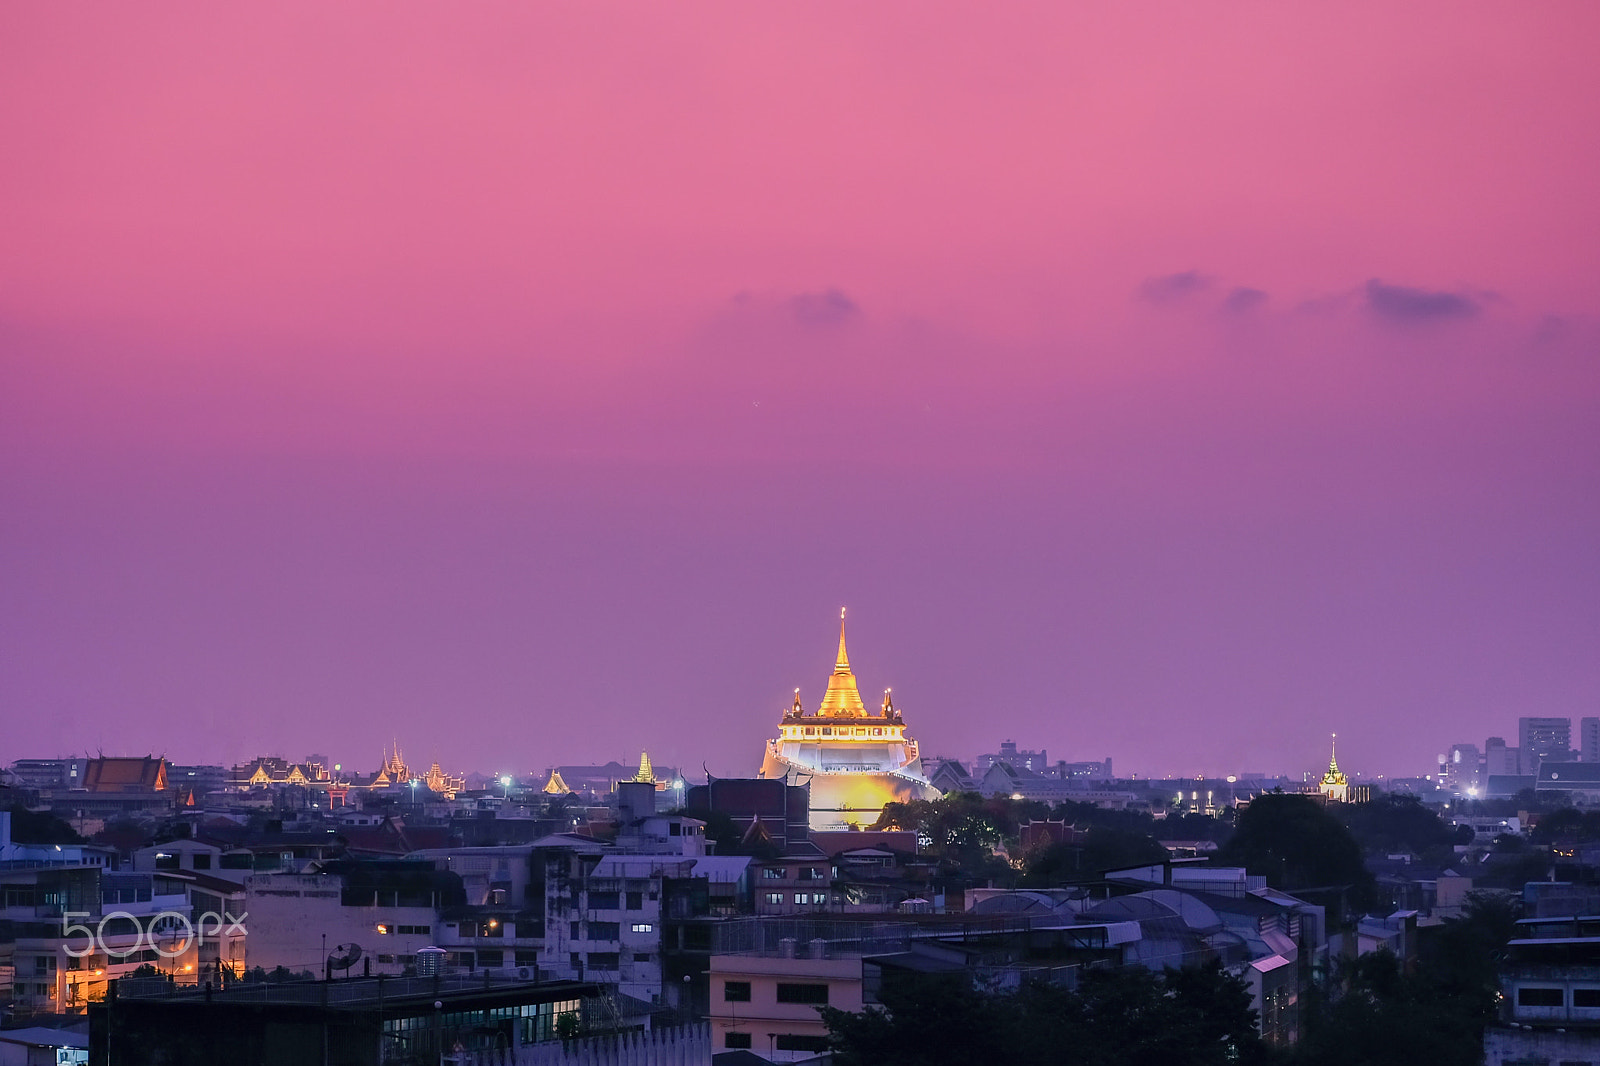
left=3, top=3, right=1598, bottom=780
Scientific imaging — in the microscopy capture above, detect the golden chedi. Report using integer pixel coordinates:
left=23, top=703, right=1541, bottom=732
left=760, top=610, right=938, bottom=829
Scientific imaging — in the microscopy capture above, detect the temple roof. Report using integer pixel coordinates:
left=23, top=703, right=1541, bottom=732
left=816, top=609, right=869, bottom=718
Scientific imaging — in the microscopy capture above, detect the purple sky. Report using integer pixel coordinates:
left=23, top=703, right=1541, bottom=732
left=3, top=3, right=1598, bottom=780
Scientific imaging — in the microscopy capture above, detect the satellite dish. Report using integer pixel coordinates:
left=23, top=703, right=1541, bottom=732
left=328, top=943, right=363, bottom=971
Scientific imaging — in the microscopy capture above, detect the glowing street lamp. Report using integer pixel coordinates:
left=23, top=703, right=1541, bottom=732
left=500, top=775, right=512, bottom=799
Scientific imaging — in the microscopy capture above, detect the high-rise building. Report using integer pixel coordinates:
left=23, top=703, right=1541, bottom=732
left=1520, top=717, right=1573, bottom=770
left=1484, top=737, right=1522, bottom=778
left=1442, top=744, right=1481, bottom=795
left=1582, top=718, right=1600, bottom=763
left=759, top=610, right=937, bottom=829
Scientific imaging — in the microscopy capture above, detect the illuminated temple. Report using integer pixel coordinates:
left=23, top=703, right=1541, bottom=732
left=760, top=610, right=938, bottom=829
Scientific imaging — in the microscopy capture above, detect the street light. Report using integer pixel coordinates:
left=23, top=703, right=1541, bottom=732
left=500, top=775, right=512, bottom=800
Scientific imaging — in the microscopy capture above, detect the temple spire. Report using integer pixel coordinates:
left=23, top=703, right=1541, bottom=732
left=817, top=608, right=868, bottom=717
left=1328, top=733, right=1340, bottom=775
left=634, top=751, right=656, bottom=784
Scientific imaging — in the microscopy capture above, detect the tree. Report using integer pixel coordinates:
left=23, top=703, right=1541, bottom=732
left=3, top=805, right=84, bottom=844
left=1023, top=827, right=1169, bottom=886
left=1289, top=949, right=1493, bottom=1066
left=1215, top=793, right=1372, bottom=907
left=823, top=962, right=1267, bottom=1066
left=1336, top=794, right=1451, bottom=855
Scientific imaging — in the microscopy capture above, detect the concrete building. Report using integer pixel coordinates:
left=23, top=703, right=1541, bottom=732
left=973, top=741, right=1049, bottom=775
left=6, top=759, right=89, bottom=794
left=243, top=860, right=467, bottom=977
left=88, top=973, right=599, bottom=1066
left=1583, top=717, right=1600, bottom=763
left=1484, top=914, right=1600, bottom=1065
left=711, top=944, right=862, bottom=1060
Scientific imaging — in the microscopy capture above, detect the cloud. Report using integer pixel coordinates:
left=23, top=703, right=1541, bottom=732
left=1138, top=270, right=1211, bottom=305
left=1364, top=279, right=1479, bottom=323
left=788, top=288, right=861, bottom=326
left=1221, top=287, right=1269, bottom=314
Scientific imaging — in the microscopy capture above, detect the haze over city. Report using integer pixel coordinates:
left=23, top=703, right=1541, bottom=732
left=4, top=3, right=1599, bottom=779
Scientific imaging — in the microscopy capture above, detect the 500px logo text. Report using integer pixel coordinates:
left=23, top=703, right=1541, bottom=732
left=61, top=911, right=248, bottom=958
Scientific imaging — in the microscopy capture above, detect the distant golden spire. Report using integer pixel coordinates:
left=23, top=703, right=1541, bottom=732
left=634, top=751, right=656, bottom=783
left=1321, top=733, right=1348, bottom=790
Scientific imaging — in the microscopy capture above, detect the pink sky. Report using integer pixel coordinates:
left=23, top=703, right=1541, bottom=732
left=3, top=3, right=1598, bottom=780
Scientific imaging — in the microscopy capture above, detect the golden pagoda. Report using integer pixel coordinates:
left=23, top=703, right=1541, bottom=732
left=1319, top=734, right=1349, bottom=803
left=542, top=768, right=572, bottom=795
left=759, top=609, right=937, bottom=829
left=633, top=751, right=656, bottom=784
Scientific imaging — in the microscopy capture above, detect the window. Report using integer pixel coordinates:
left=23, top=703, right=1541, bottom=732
left=477, top=949, right=504, bottom=967
left=765, top=893, right=784, bottom=905
left=627, top=891, right=643, bottom=910
left=723, top=981, right=751, bottom=1002
left=631, top=923, right=653, bottom=934
left=516, top=951, right=539, bottom=966
left=669, top=823, right=681, bottom=836
left=799, top=867, right=823, bottom=881
left=763, top=868, right=785, bottom=880
left=776, top=983, right=829, bottom=1005
left=587, top=952, right=619, bottom=971
left=794, top=893, right=809, bottom=905
left=569, top=922, right=579, bottom=941
left=377, top=954, right=395, bottom=963
left=192, top=853, right=212, bottom=869
left=588, top=891, right=620, bottom=910
left=725, top=1033, right=752, bottom=1049
left=776, top=1035, right=831, bottom=1052
left=590, top=922, right=620, bottom=941
left=1519, top=986, right=1565, bottom=1007
left=1575, top=988, right=1600, bottom=1007
left=154, top=853, right=179, bottom=870
left=396, top=924, right=430, bottom=935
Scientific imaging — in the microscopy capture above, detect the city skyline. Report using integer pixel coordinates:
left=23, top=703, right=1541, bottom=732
left=4, top=4, right=1599, bottom=779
